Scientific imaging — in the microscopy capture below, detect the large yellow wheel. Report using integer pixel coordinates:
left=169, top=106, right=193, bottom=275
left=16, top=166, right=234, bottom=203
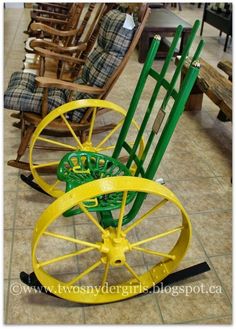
left=29, top=99, right=144, bottom=198
left=32, top=176, right=191, bottom=304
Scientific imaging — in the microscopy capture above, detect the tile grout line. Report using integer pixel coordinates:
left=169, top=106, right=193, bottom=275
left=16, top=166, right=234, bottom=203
left=72, top=217, right=86, bottom=324
left=174, top=313, right=232, bottom=325
left=192, top=226, right=232, bottom=306
left=133, top=227, right=164, bottom=323
left=4, top=184, right=21, bottom=323
left=4, top=9, right=29, bottom=322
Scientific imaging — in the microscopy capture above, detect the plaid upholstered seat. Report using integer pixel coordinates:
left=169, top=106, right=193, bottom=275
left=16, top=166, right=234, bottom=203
left=4, top=9, right=136, bottom=122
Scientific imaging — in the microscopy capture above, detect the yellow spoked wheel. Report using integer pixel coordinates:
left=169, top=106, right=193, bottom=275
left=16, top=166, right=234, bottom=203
left=32, top=176, right=191, bottom=304
left=29, top=99, right=144, bottom=198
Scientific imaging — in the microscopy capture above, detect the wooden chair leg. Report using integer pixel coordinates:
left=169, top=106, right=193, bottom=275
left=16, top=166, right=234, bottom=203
left=224, top=34, right=230, bottom=52
left=16, top=124, right=35, bottom=161
left=8, top=124, right=35, bottom=170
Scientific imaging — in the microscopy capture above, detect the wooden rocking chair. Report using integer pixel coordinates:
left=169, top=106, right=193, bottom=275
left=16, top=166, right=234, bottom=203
left=4, top=4, right=150, bottom=173
left=23, top=3, right=108, bottom=78
left=26, top=3, right=83, bottom=37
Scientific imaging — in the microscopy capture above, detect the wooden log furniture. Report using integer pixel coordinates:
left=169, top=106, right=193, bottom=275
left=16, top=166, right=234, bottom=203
left=138, top=8, right=192, bottom=62
left=177, top=56, right=232, bottom=121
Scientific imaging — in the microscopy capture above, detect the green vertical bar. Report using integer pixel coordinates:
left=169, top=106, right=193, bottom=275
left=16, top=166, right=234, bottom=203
left=191, top=39, right=205, bottom=63
left=112, top=35, right=161, bottom=160
left=126, top=25, right=183, bottom=169
left=145, top=65, right=200, bottom=180
left=124, top=64, right=200, bottom=223
left=161, top=20, right=200, bottom=109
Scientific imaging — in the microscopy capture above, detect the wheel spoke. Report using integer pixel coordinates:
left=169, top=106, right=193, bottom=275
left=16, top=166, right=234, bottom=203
left=32, top=161, right=60, bottom=169
left=99, top=145, right=116, bottom=151
left=101, top=261, right=110, bottom=287
left=124, top=199, right=168, bottom=234
left=131, top=226, right=184, bottom=247
left=60, top=114, right=83, bottom=148
left=43, top=231, right=100, bottom=249
left=87, top=108, right=97, bottom=143
left=38, top=247, right=95, bottom=268
left=132, top=246, right=175, bottom=260
left=116, top=191, right=128, bottom=238
left=78, top=202, right=106, bottom=234
left=95, top=119, right=124, bottom=149
left=68, top=259, right=102, bottom=285
left=48, top=179, right=61, bottom=192
left=37, top=136, right=77, bottom=150
left=123, top=262, right=142, bottom=283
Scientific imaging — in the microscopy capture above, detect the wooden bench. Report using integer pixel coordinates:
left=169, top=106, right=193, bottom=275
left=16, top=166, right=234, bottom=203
left=177, top=57, right=232, bottom=121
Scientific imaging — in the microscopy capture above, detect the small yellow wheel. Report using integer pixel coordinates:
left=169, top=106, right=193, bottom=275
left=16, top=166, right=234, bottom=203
left=32, top=176, right=191, bottom=304
left=29, top=99, right=144, bottom=198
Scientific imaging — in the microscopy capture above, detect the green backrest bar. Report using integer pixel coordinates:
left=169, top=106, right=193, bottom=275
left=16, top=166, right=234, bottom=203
left=112, top=35, right=161, bottom=160
left=149, top=70, right=178, bottom=99
left=128, top=63, right=201, bottom=222
left=111, top=20, right=204, bottom=224
left=125, top=25, right=183, bottom=169
left=114, top=21, right=201, bottom=172
left=191, top=39, right=205, bottom=63
left=161, top=20, right=200, bottom=110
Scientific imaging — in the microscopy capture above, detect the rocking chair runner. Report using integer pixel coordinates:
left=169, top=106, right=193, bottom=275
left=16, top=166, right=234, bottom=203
left=4, top=5, right=150, bottom=172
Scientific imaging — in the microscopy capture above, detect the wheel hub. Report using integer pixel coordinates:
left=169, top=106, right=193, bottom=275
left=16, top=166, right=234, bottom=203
left=100, top=228, right=130, bottom=267
left=80, top=141, right=99, bottom=153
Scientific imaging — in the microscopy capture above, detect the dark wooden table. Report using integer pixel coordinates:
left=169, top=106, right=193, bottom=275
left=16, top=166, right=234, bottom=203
left=138, top=8, right=192, bottom=63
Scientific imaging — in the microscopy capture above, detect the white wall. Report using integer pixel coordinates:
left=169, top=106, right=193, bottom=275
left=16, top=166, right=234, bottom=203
left=5, top=3, right=24, bottom=8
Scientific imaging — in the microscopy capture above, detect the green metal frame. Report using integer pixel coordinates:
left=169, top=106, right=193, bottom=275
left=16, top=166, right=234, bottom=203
left=58, top=20, right=205, bottom=228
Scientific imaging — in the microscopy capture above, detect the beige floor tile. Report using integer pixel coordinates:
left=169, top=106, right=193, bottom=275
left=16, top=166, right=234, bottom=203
left=6, top=279, right=85, bottom=324
left=4, top=279, right=9, bottom=323
left=4, top=191, right=17, bottom=229
left=4, top=230, right=13, bottom=279
left=210, top=254, right=232, bottom=301
left=177, top=110, right=219, bottom=131
left=14, top=189, right=51, bottom=229
left=11, top=224, right=78, bottom=278
left=174, top=177, right=231, bottom=213
left=10, top=229, right=35, bottom=278
left=191, top=211, right=232, bottom=256
left=216, top=176, right=232, bottom=191
left=3, top=164, right=19, bottom=190
left=84, top=293, right=162, bottom=324
left=190, top=315, right=232, bottom=324
left=157, top=258, right=232, bottom=324
left=162, top=152, right=214, bottom=180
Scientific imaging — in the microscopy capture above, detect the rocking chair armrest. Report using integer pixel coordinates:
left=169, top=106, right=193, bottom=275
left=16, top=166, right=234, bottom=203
left=36, top=3, right=70, bottom=11
left=30, top=22, right=78, bottom=37
left=33, top=16, right=70, bottom=26
left=36, top=77, right=105, bottom=95
left=34, top=47, right=86, bottom=64
left=31, top=9, right=68, bottom=19
left=31, top=40, right=87, bottom=54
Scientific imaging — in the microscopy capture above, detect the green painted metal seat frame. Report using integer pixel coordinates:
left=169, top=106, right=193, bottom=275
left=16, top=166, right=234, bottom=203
left=57, top=20, right=205, bottom=228
left=57, top=151, right=134, bottom=217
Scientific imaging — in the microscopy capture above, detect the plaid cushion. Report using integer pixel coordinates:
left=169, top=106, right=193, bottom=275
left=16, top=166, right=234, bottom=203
left=81, top=9, right=135, bottom=88
left=4, top=72, right=66, bottom=114
left=67, top=9, right=136, bottom=122
left=98, top=9, right=136, bottom=55
left=4, top=9, right=136, bottom=123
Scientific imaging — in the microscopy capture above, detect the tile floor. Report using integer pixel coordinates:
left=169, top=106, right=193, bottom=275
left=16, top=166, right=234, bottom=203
left=4, top=3, right=232, bottom=325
